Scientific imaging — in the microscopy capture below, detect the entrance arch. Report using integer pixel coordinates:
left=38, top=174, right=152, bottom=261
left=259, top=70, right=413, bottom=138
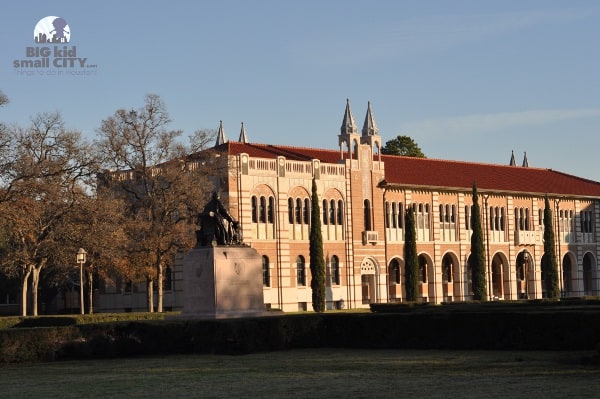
left=583, top=252, right=596, bottom=296
left=516, top=251, right=534, bottom=299
left=440, top=252, right=459, bottom=302
left=360, top=257, right=380, bottom=304
left=562, top=253, right=575, bottom=297
left=417, top=253, right=434, bottom=302
left=387, top=257, right=404, bottom=302
left=491, top=252, right=507, bottom=300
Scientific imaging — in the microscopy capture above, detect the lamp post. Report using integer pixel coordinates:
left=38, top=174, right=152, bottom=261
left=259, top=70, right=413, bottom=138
left=76, top=248, right=87, bottom=315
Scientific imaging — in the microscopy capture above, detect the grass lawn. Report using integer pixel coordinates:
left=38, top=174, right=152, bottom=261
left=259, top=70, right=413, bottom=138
left=2, top=349, right=599, bottom=398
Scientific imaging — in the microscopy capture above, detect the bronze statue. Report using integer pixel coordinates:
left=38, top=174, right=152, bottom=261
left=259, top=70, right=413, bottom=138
left=196, top=192, right=243, bottom=246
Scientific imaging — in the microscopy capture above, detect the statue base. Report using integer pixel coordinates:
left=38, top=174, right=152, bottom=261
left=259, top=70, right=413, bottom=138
left=180, top=245, right=268, bottom=319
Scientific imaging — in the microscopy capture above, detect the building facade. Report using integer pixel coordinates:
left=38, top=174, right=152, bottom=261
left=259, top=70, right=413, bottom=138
left=96, top=100, right=600, bottom=313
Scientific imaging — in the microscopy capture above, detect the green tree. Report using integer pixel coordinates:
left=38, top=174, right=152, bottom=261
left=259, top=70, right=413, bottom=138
left=470, top=182, right=487, bottom=301
left=543, top=196, right=560, bottom=300
left=381, top=135, right=426, bottom=157
left=309, top=178, right=325, bottom=312
left=404, top=206, right=419, bottom=301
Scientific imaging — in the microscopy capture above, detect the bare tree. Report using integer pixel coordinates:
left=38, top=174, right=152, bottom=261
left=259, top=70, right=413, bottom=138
left=97, top=94, right=215, bottom=312
left=0, top=112, right=97, bottom=315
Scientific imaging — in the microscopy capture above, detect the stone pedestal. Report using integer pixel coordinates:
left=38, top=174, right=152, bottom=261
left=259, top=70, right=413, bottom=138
left=181, top=245, right=266, bottom=318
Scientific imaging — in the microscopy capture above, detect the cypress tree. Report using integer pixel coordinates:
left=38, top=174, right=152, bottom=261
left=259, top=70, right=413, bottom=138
left=543, top=196, right=560, bottom=299
left=470, top=182, right=487, bottom=301
left=309, top=178, right=326, bottom=312
left=404, top=206, right=419, bottom=302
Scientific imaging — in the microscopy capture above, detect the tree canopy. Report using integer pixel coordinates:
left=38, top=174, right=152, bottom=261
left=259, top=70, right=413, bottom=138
left=381, top=135, right=426, bottom=157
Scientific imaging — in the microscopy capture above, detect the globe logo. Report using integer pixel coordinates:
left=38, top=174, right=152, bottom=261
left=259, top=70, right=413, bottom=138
left=34, top=16, right=70, bottom=43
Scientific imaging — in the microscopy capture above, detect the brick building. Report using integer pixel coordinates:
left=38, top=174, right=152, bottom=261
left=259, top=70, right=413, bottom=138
left=96, top=100, right=600, bottom=312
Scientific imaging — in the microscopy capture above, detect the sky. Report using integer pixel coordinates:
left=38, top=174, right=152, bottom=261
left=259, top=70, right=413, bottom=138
left=2, top=0, right=600, bottom=181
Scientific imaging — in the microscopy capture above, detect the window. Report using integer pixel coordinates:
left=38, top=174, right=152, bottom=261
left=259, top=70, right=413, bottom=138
left=442, top=257, right=452, bottom=283
left=385, top=202, right=390, bottom=228
left=251, top=196, right=258, bottom=223
left=419, top=256, right=427, bottom=283
left=331, top=255, right=340, bottom=285
left=465, top=205, right=471, bottom=230
left=262, top=256, right=270, bottom=287
left=295, top=198, right=302, bottom=224
left=268, top=197, right=274, bottom=223
left=323, top=199, right=328, bottom=225
left=288, top=198, right=294, bottom=224
left=259, top=196, right=266, bottom=223
left=390, top=259, right=400, bottom=284
left=364, top=199, right=372, bottom=230
left=337, top=200, right=344, bottom=225
left=515, top=207, right=531, bottom=231
left=581, top=211, right=593, bottom=233
left=397, top=202, right=404, bottom=228
left=296, top=256, right=306, bottom=286
left=330, top=199, right=336, bottom=225
left=304, top=198, right=310, bottom=224
left=391, top=203, right=397, bottom=228
left=163, top=266, right=173, bottom=291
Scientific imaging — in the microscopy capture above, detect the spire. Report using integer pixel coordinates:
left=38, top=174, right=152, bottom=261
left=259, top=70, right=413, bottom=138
left=361, top=101, right=379, bottom=136
left=509, top=150, right=516, bottom=166
left=238, top=122, right=248, bottom=143
left=522, top=151, right=529, bottom=167
left=215, top=120, right=227, bottom=146
left=340, top=98, right=357, bottom=135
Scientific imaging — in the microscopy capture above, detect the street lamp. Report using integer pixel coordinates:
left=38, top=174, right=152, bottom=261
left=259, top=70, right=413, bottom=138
left=76, top=248, right=87, bottom=315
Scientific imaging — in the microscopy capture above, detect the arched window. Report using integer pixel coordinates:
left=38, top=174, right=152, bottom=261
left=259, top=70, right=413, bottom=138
left=268, top=196, right=274, bottom=224
left=364, top=199, right=372, bottom=231
left=439, top=204, right=444, bottom=223
left=500, top=207, right=505, bottom=231
left=296, top=256, right=306, bottom=286
left=259, top=196, right=266, bottom=223
left=330, top=199, right=336, bottom=225
left=465, top=205, right=471, bottom=230
left=295, top=198, right=302, bottom=224
left=445, top=204, right=450, bottom=223
left=288, top=198, right=294, bottom=224
left=419, top=256, right=427, bottom=283
left=337, top=200, right=344, bottom=225
left=385, top=202, right=390, bottom=228
left=303, top=198, right=310, bottom=224
left=398, top=202, right=404, bottom=228
left=442, top=257, right=452, bottom=283
left=494, top=207, right=500, bottom=230
left=451, top=205, right=456, bottom=223
left=262, top=255, right=270, bottom=287
left=322, top=200, right=329, bottom=225
left=391, top=202, right=397, bottom=228
left=251, top=196, right=258, bottom=223
left=331, top=255, right=340, bottom=285
left=390, top=259, right=400, bottom=284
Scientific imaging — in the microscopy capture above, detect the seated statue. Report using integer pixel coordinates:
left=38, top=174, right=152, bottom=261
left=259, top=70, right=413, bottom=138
left=196, top=192, right=243, bottom=247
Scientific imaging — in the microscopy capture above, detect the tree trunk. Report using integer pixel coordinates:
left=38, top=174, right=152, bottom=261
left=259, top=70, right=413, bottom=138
left=31, top=259, right=47, bottom=316
left=146, top=278, right=154, bottom=312
left=21, top=266, right=32, bottom=317
left=157, top=261, right=163, bottom=313
left=31, top=268, right=40, bottom=316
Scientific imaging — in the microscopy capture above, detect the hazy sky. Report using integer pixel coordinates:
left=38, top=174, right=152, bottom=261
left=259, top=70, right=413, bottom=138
left=3, top=0, right=600, bottom=180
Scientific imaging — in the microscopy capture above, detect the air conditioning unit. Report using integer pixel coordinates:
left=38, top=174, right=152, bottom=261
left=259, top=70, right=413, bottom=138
left=362, top=230, right=378, bottom=245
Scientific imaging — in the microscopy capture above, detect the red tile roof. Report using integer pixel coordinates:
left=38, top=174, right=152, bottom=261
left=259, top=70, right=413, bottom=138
left=215, top=141, right=600, bottom=197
